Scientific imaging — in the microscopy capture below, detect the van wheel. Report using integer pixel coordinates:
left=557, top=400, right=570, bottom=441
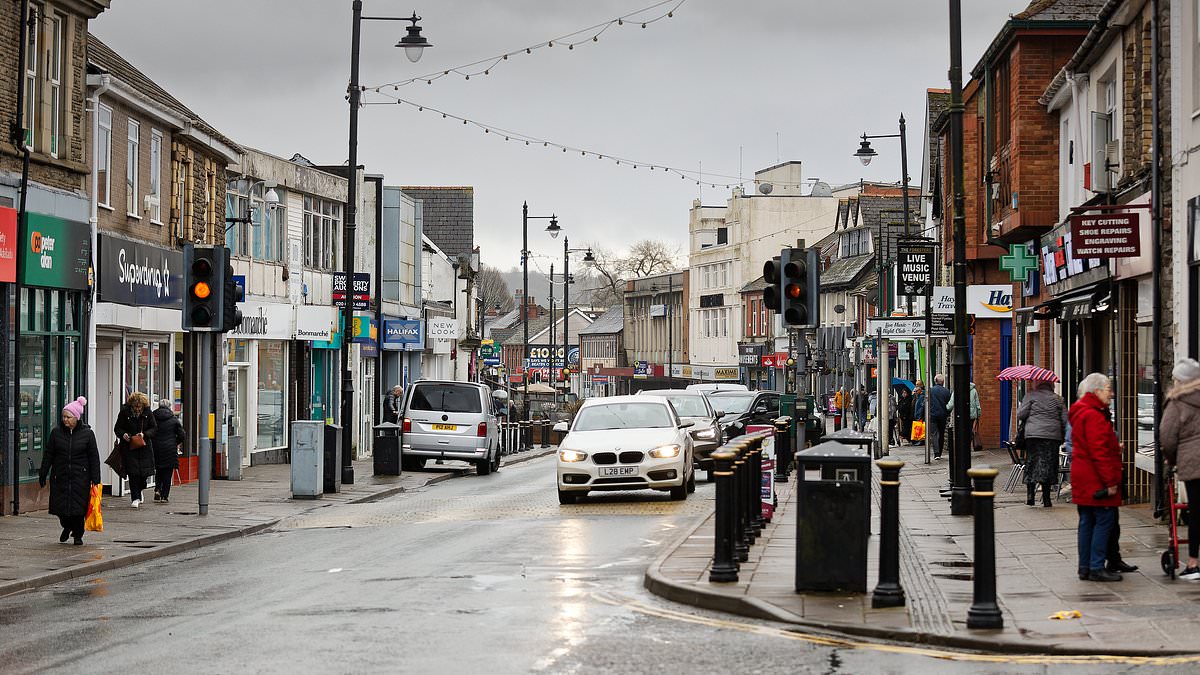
left=476, top=457, right=493, bottom=476
left=490, top=446, right=501, bottom=473
left=401, top=456, right=425, bottom=472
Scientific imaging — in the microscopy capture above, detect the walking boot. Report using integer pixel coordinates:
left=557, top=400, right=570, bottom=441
left=60, top=528, right=70, bottom=543
left=1026, top=483, right=1036, bottom=506
left=1042, top=484, right=1053, bottom=507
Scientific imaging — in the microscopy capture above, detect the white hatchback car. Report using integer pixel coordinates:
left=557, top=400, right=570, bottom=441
left=555, top=395, right=696, bottom=504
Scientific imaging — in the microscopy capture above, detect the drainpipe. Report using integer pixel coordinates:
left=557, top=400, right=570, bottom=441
left=1150, top=0, right=1164, bottom=514
left=85, top=75, right=112, bottom=435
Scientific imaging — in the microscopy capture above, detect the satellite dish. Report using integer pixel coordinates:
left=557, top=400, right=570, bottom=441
left=757, top=182, right=774, bottom=195
left=810, top=181, right=833, bottom=197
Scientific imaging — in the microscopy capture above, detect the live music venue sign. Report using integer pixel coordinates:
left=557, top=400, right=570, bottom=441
left=896, top=242, right=935, bottom=296
left=1068, top=213, right=1141, bottom=259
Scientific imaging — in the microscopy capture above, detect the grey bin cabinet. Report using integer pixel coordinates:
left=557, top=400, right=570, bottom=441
left=794, top=440, right=871, bottom=593
left=290, top=421, right=326, bottom=499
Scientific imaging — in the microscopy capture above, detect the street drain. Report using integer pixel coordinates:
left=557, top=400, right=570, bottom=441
left=932, top=560, right=973, bottom=568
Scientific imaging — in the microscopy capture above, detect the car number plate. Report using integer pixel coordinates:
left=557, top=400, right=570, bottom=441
left=598, top=466, right=638, bottom=477
left=431, top=424, right=456, bottom=431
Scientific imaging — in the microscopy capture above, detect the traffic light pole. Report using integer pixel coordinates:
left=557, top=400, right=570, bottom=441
left=197, top=331, right=212, bottom=516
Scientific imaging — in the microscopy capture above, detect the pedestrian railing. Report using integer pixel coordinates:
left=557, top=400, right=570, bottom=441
left=498, top=420, right=555, bottom=455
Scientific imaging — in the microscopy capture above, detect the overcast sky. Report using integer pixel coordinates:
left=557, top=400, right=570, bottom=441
left=92, top=0, right=1026, bottom=276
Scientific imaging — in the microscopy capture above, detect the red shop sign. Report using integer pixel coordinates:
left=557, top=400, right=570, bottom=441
left=1068, top=213, right=1141, bottom=259
left=0, top=206, right=15, bottom=283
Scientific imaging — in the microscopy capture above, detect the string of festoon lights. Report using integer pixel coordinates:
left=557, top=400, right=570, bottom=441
left=364, top=94, right=801, bottom=190
left=364, top=0, right=688, bottom=91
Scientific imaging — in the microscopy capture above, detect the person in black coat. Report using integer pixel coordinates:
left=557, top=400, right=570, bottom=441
left=114, top=391, right=157, bottom=507
left=39, top=396, right=100, bottom=545
left=383, top=385, right=403, bottom=424
left=151, top=399, right=184, bottom=504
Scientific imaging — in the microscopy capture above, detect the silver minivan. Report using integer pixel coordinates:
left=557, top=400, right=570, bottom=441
left=400, top=380, right=501, bottom=475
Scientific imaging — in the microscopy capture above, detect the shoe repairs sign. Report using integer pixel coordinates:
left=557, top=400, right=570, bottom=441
left=1069, top=213, right=1140, bottom=259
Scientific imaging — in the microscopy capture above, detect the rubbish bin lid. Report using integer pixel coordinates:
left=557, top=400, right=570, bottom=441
left=796, top=440, right=870, bottom=462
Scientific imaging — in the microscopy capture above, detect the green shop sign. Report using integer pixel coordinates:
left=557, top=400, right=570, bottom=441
left=19, top=213, right=91, bottom=290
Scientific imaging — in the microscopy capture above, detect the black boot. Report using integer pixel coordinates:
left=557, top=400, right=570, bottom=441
left=1042, top=483, right=1053, bottom=507
left=1026, top=483, right=1036, bottom=506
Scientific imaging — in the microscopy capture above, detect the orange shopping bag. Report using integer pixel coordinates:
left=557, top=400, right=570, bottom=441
left=85, top=485, right=103, bottom=532
left=911, top=420, right=926, bottom=442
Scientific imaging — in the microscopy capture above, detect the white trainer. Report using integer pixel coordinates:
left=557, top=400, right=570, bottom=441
left=131, top=499, right=141, bottom=509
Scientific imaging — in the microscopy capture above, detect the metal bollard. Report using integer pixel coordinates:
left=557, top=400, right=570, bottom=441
left=748, top=436, right=766, bottom=536
left=774, top=417, right=792, bottom=481
left=709, top=447, right=740, bottom=582
left=872, top=459, right=907, bottom=608
left=741, top=439, right=760, bottom=542
left=732, top=441, right=750, bottom=562
left=966, top=466, right=1003, bottom=629
left=540, top=420, right=550, bottom=449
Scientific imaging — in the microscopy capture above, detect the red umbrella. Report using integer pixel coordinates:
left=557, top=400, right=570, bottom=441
left=996, top=365, right=1059, bottom=382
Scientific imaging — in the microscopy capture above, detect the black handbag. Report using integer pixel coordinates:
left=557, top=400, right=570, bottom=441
left=1014, top=421, right=1027, bottom=451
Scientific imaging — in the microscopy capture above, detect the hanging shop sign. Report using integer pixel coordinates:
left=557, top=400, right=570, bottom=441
left=313, top=313, right=345, bottom=349
left=96, top=234, right=183, bottom=308
left=351, top=315, right=377, bottom=342
left=999, top=243, right=1040, bottom=283
left=0, top=206, right=16, bottom=283
left=332, top=272, right=371, bottom=310
left=929, top=285, right=1013, bottom=318
left=427, top=317, right=457, bottom=340
left=1069, top=213, right=1140, bottom=259
left=229, top=301, right=293, bottom=340
left=634, top=361, right=649, bottom=379
left=295, top=305, right=338, bottom=342
left=738, top=343, right=765, bottom=366
left=896, top=243, right=935, bottom=296
left=19, top=213, right=90, bottom=289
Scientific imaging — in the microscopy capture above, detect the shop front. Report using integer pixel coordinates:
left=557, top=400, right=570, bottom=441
left=226, top=300, right=293, bottom=465
left=739, top=343, right=767, bottom=390
left=381, top=316, right=424, bottom=393
left=299, top=305, right=341, bottom=424
left=671, top=363, right=743, bottom=386
left=14, top=213, right=90, bottom=511
left=93, top=233, right=184, bottom=488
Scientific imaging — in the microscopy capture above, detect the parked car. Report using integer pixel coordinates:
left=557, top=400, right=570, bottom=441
left=554, top=395, right=695, bottom=504
left=400, top=380, right=501, bottom=475
left=706, top=390, right=781, bottom=440
left=686, top=383, right=748, bottom=393
left=638, top=389, right=724, bottom=479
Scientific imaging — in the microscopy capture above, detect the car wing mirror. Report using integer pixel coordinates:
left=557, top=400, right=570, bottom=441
left=713, top=410, right=725, bottom=419
left=553, top=421, right=569, bottom=432
left=679, top=421, right=696, bottom=429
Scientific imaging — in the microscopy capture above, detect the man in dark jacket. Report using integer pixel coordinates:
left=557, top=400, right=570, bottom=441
left=927, top=374, right=952, bottom=459
left=383, top=385, right=403, bottom=424
left=151, top=399, right=184, bottom=504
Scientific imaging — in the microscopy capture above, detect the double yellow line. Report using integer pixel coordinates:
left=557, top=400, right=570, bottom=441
left=593, top=593, right=1200, bottom=666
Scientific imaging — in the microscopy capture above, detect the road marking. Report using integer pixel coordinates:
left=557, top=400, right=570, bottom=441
left=592, top=592, right=1200, bottom=665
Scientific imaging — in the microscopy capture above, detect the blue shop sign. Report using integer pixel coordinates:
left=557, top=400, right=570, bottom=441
left=383, top=318, right=423, bottom=351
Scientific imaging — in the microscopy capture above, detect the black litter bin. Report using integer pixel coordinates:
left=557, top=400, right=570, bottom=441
left=323, top=424, right=342, bottom=493
left=794, top=440, right=871, bottom=593
left=373, top=422, right=401, bottom=476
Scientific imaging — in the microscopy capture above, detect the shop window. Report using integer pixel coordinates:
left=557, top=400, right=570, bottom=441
left=149, top=130, right=162, bottom=222
left=98, top=105, right=112, bottom=206
left=22, top=4, right=39, bottom=149
left=125, top=340, right=168, bottom=406
left=257, top=341, right=287, bottom=449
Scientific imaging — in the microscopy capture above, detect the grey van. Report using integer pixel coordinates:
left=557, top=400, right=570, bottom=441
left=400, top=380, right=501, bottom=475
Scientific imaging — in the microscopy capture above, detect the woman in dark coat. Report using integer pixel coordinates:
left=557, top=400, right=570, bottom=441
left=1069, top=373, right=1124, bottom=582
left=39, top=397, right=100, bottom=545
left=151, top=398, right=184, bottom=504
left=1017, top=381, right=1068, bottom=507
left=114, top=391, right=157, bottom=508
left=897, top=388, right=914, bottom=444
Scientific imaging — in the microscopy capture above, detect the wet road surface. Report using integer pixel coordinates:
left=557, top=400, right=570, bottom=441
left=0, top=455, right=1184, bottom=673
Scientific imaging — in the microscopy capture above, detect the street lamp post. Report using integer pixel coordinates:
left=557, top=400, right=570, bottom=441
left=560, top=236, right=595, bottom=397
left=342, top=4, right=430, bottom=484
left=522, top=203, right=557, bottom=449
left=854, top=114, right=913, bottom=317
left=947, top=0, right=972, bottom=515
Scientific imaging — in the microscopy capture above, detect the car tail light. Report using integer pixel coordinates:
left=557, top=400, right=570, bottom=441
left=402, top=418, right=411, bottom=433
left=477, top=422, right=488, bottom=437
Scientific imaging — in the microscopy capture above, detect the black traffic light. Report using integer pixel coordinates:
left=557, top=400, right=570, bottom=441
left=781, top=247, right=820, bottom=328
left=763, top=255, right=782, bottom=313
left=222, top=252, right=244, bottom=332
left=182, top=245, right=225, bottom=332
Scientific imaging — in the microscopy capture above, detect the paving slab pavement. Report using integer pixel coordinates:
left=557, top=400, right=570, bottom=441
left=645, top=442, right=1200, bottom=655
left=0, top=447, right=556, bottom=598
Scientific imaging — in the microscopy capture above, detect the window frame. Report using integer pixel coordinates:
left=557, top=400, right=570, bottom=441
left=23, top=4, right=40, bottom=150
left=97, top=104, right=112, bottom=207
left=126, top=119, right=140, bottom=217
left=149, top=129, right=163, bottom=223
left=47, top=11, right=63, bottom=158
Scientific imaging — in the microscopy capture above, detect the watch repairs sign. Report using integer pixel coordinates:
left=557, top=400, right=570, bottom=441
left=1068, top=213, right=1141, bottom=259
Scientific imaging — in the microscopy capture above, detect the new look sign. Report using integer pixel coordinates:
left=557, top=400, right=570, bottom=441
left=97, top=234, right=183, bottom=308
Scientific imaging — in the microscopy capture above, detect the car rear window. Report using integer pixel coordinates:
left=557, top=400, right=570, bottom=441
left=664, top=395, right=709, bottom=418
left=573, top=403, right=673, bottom=431
left=708, top=392, right=754, bottom=414
left=409, top=384, right=482, bottom=413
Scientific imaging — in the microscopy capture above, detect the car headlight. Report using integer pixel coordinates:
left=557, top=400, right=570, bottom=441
left=694, top=427, right=718, bottom=440
left=649, top=444, right=681, bottom=459
left=558, top=449, right=588, bottom=462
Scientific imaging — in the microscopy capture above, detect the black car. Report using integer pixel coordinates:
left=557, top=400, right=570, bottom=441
left=706, top=390, right=781, bottom=441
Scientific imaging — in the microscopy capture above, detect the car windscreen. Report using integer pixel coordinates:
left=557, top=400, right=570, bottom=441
left=709, top=393, right=754, bottom=414
left=573, top=403, right=673, bottom=431
left=663, top=395, right=710, bottom=418
left=409, top=384, right=482, bottom=413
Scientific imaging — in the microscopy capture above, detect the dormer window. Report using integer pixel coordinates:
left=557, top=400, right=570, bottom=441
left=840, top=229, right=872, bottom=257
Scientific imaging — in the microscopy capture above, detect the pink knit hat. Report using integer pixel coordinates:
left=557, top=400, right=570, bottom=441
left=63, top=396, right=86, bottom=420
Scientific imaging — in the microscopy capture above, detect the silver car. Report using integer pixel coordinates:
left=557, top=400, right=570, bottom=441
left=400, top=380, right=501, bottom=475
left=639, top=389, right=724, bottom=479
